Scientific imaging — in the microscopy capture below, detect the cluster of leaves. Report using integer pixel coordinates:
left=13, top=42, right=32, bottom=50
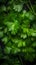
left=0, top=0, right=36, bottom=65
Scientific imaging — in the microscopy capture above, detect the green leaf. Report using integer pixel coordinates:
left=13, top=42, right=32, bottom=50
left=0, top=31, right=3, bottom=38
left=4, top=46, right=11, bottom=54
left=13, top=4, right=23, bottom=12
left=2, top=37, right=8, bottom=44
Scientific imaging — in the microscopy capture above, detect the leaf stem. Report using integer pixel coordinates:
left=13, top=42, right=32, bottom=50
left=29, top=0, right=36, bottom=15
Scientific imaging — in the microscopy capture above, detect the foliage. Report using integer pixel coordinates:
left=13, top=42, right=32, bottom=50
left=0, top=0, right=36, bottom=65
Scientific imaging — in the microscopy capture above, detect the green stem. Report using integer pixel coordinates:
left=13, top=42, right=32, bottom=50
left=18, top=54, right=23, bottom=65
left=29, top=0, right=36, bottom=15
